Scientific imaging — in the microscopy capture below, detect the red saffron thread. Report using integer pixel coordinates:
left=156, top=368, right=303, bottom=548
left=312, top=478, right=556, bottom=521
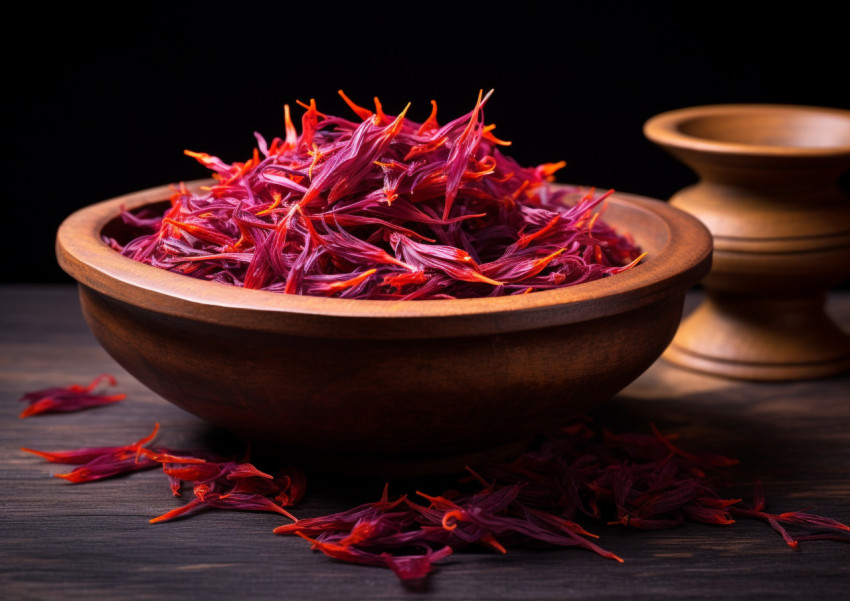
left=19, top=377, right=849, bottom=586
left=273, top=420, right=849, bottom=584
left=18, top=374, right=126, bottom=418
left=22, top=423, right=160, bottom=483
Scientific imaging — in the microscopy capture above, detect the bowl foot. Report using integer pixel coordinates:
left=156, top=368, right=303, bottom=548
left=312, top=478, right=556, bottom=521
left=248, top=437, right=536, bottom=479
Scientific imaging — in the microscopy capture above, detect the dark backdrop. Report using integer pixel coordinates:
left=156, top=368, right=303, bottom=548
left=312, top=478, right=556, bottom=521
left=6, top=3, right=848, bottom=283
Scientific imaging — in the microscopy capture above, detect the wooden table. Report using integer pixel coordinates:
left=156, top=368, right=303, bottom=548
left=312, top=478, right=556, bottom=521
left=2, top=285, right=849, bottom=600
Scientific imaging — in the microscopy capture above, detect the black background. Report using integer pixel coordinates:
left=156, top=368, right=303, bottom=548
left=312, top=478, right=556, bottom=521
left=6, top=3, right=848, bottom=283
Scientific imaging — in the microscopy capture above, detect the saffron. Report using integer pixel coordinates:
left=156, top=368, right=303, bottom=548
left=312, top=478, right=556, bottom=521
left=19, top=379, right=849, bottom=586
left=109, top=91, right=643, bottom=299
left=18, top=374, right=125, bottom=418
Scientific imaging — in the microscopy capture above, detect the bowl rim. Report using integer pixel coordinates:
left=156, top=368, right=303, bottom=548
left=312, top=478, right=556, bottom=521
left=56, top=181, right=712, bottom=339
left=644, top=103, right=850, bottom=158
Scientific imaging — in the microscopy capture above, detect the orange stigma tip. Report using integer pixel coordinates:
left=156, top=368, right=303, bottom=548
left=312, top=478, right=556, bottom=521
left=472, top=272, right=504, bottom=286
left=297, top=532, right=323, bottom=548
left=55, top=471, right=86, bottom=483
left=615, top=251, right=648, bottom=273
left=337, top=90, right=373, bottom=121
left=373, top=96, right=387, bottom=123
left=480, top=533, right=507, bottom=554
left=482, top=124, right=512, bottom=146
left=283, top=104, right=297, bottom=142
left=418, top=100, right=439, bottom=134
left=21, top=447, right=54, bottom=460
left=539, top=161, right=567, bottom=177
left=441, top=511, right=462, bottom=531
left=326, top=269, right=377, bottom=293
left=538, top=248, right=565, bottom=264
left=382, top=102, right=412, bottom=135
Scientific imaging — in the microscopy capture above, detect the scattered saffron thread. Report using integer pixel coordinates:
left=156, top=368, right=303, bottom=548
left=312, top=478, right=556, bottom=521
left=18, top=373, right=125, bottom=418
left=19, top=382, right=850, bottom=586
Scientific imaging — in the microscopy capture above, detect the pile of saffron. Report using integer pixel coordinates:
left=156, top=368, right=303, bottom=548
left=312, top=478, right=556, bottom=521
left=20, top=377, right=850, bottom=587
left=108, top=90, right=643, bottom=298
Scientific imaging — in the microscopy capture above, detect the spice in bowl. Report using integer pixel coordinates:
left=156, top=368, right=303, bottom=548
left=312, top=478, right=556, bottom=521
left=107, top=90, right=644, bottom=299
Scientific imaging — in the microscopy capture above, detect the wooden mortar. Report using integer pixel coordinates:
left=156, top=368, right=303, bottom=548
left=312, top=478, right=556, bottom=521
left=645, top=104, right=850, bottom=380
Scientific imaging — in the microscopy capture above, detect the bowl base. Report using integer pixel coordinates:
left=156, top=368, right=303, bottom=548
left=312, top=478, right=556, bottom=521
left=248, top=437, right=536, bottom=478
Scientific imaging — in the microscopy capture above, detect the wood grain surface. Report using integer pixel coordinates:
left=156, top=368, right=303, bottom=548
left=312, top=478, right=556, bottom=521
left=2, top=285, right=849, bottom=601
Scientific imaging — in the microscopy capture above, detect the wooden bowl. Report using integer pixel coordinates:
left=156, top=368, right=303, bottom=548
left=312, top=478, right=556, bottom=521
left=56, top=182, right=711, bottom=474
